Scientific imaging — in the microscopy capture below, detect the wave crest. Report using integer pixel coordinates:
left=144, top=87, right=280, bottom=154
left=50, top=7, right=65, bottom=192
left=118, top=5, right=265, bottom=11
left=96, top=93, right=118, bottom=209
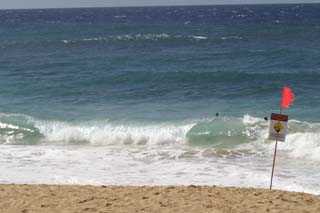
left=35, top=121, right=193, bottom=145
left=1, top=113, right=320, bottom=161
left=62, top=34, right=244, bottom=44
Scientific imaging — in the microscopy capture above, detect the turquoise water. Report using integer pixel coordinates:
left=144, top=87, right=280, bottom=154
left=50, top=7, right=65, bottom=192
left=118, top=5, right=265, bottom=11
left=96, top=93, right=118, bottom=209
left=0, top=4, right=320, bottom=193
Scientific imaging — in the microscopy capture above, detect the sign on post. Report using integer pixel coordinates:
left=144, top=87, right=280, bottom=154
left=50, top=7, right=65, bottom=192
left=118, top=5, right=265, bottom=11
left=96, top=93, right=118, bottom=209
left=269, top=113, right=288, bottom=142
left=269, top=86, right=294, bottom=190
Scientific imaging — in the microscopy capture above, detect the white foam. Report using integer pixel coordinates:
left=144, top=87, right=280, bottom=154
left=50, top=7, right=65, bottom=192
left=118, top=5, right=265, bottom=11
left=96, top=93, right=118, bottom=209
left=62, top=34, right=212, bottom=44
left=0, top=144, right=318, bottom=194
left=0, top=122, right=34, bottom=132
left=239, top=115, right=320, bottom=162
left=221, top=36, right=243, bottom=40
left=1, top=114, right=320, bottom=194
left=0, top=122, right=20, bottom=130
left=34, top=120, right=194, bottom=145
left=2, top=113, right=320, bottom=164
left=62, top=34, right=173, bottom=44
left=191, top=36, right=208, bottom=40
left=0, top=120, right=36, bottom=144
left=114, top=15, right=127, bottom=18
left=82, top=37, right=101, bottom=41
left=242, top=114, right=263, bottom=125
left=278, top=132, right=320, bottom=161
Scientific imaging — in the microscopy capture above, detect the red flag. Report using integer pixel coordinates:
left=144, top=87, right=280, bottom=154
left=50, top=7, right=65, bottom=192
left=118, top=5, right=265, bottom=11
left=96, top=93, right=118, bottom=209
left=281, top=86, right=295, bottom=108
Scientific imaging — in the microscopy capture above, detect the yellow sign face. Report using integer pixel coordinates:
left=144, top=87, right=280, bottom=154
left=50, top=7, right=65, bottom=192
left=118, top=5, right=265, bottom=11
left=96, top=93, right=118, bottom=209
left=273, top=121, right=283, bottom=133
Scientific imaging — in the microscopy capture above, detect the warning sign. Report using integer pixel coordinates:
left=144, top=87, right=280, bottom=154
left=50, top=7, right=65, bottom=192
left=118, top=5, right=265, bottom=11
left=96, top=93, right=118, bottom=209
left=269, top=113, right=288, bottom=142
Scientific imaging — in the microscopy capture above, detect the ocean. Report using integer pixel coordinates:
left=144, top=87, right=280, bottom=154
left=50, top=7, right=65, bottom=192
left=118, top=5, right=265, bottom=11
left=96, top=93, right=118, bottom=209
left=0, top=4, right=320, bottom=194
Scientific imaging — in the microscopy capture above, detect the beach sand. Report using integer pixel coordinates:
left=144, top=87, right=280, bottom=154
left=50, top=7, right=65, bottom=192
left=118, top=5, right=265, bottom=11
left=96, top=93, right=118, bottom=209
left=0, top=185, right=319, bottom=213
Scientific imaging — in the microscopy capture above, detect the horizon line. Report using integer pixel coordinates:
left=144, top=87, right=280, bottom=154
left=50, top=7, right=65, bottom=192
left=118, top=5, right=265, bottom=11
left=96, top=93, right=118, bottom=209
left=0, top=2, right=318, bottom=11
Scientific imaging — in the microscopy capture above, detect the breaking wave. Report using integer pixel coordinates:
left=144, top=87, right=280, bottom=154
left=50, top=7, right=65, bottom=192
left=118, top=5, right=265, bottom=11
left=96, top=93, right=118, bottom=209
left=0, top=34, right=243, bottom=47
left=61, top=34, right=244, bottom=44
left=220, top=36, right=243, bottom=41
left=1, top=113, right=320, bottom=161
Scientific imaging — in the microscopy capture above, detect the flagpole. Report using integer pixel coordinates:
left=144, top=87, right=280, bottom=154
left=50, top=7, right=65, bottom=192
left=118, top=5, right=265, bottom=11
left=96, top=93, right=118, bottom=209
left=269, top=86, right=294, bottom=190
left=269, top=105, right=283, bottom=190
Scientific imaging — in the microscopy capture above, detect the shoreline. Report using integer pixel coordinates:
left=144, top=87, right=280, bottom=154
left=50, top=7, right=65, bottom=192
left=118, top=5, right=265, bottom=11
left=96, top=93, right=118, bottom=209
left=1, top=184, right=319, bottom=212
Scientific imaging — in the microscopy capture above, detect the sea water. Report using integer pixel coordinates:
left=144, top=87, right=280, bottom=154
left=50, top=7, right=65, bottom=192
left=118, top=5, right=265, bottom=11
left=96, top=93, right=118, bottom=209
left=0, top=4, right=320, bottom=194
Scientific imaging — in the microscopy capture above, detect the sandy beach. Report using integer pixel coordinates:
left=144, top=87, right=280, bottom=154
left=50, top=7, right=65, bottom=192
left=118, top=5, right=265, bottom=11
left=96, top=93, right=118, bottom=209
left=0, top=185, right=319, bottom=213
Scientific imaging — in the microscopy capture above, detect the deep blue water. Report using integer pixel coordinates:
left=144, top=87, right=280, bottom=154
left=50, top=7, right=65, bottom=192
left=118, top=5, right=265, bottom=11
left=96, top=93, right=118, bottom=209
left=0, top=4, right=320, bottom=123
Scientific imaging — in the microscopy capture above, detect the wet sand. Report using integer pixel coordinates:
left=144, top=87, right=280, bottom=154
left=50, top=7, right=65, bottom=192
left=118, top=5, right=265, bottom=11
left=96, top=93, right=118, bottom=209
left=0, top=184, right=320, bottom=213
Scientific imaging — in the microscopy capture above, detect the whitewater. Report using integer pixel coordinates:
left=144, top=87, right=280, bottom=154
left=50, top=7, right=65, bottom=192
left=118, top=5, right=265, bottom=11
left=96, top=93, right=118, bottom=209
left=0, top=113, right=320, bottom=195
